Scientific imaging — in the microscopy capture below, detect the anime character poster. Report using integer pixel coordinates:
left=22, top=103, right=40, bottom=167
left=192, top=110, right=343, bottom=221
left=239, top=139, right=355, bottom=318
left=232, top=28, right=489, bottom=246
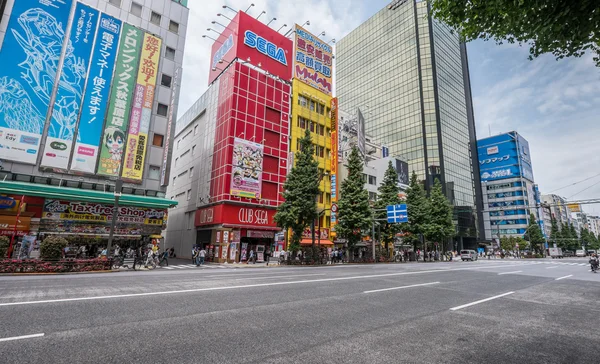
left=230, top=138, right=264, bottom=199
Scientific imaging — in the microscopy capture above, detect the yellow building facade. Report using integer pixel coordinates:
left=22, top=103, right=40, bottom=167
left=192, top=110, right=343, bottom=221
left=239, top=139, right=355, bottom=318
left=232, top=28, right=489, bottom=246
left=290, top=79, right=333, bottom=244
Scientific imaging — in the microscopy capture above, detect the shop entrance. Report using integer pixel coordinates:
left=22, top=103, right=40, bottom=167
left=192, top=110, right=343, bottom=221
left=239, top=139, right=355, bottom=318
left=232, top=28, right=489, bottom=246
left=240, top=237, right=273, bottom=262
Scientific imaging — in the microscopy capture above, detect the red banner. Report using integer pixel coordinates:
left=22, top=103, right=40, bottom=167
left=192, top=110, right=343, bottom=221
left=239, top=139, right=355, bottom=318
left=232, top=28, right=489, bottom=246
left=195, top=204, right=278, bottom=228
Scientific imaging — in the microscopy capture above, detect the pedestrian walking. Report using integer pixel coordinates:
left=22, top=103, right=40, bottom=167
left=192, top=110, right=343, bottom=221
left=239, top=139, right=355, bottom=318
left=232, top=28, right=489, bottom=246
left=265, top=249, right=271, bottom=266
left=159, top=250, right=169, bottom=266
left=193, top=247, right=200, bottom=266
left=248, top=249, right=255, bottom=264
left=198, top=247, right=206, bottom=265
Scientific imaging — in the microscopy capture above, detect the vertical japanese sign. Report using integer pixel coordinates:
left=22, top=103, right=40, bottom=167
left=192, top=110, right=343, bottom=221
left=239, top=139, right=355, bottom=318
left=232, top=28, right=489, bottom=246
left=0, top=0, right=74, bottom=164
left=160, top=67, right=180, bottom=186
left=96, top=23, right=143, bottom=177
left=42, top=2, right=99, bottom=170
left=230, top=138, right=264, bottom=199
left=70, top=13, right=122, bottom=173
left=121, top=33, right=162, bottom=182
left=293, top=25, right=333, bottom=95
left=330, top=98, right=338, bottom=230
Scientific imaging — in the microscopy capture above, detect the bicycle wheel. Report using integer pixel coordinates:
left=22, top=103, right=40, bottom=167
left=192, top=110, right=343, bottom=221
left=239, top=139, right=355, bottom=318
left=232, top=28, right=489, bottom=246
left=133, top=259, right=144, bottom=271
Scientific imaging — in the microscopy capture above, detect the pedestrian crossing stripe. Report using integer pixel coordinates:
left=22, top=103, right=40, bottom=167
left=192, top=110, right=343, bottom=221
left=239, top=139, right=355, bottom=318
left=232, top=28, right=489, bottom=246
left=161, top=264, right=230, bottom=270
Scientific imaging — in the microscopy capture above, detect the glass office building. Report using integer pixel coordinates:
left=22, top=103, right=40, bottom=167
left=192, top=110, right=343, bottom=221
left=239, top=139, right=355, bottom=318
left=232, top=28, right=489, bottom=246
left=336, top=0, right=483, bottom=248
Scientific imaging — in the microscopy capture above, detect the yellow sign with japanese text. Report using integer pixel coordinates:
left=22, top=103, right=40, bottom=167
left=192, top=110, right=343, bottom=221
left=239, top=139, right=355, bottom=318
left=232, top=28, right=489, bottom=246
left=293, top=25, right=333, bottom=96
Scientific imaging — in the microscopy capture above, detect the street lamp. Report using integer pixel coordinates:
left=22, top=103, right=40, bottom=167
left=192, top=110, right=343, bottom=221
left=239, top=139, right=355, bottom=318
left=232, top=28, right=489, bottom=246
left=106, top=179, right=123, bottom=259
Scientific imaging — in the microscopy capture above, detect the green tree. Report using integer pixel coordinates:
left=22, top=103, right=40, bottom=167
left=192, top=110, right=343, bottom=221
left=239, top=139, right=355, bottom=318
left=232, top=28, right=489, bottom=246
left=569, top=223, right=580, bottom=250
left=404, top=171, right=430, bottom=251
left=524, top=214, right=545, bottom=253
left=374, top=161, right=402, bottom=253
left=0, top=236, right=9, bottom=258
left=274, top=129, right=319, bottom=252
left=336, top=147, right=373, bottom=258
left=500, top=235, right=516, bottom=251
left=424, top=179, right=455, bottom=252
left=430, top=0, right=600, bottom=66
left=515, top=237, right=528, bottom=252
left=548, top=217, right=561, bottom=248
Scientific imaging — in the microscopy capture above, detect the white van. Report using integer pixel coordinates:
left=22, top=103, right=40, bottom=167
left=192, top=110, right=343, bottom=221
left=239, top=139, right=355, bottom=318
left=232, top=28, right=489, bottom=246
left=576, top=250, right=586, bottom=257
left=461, top=250, right=478, bottom=261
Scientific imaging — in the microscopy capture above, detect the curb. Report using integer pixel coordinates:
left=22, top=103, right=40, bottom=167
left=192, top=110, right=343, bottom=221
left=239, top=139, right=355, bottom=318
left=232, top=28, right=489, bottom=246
left=0, top=269, right=118, bottom=276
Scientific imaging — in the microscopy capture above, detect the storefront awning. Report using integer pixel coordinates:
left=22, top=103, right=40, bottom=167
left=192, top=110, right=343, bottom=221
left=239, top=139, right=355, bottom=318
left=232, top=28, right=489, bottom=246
left=300, top=239, right=334, bottom=246
left=0, top=181, right=177, bottom=209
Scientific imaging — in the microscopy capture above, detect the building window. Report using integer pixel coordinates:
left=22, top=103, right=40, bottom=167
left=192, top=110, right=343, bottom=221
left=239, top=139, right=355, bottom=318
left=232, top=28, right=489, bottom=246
left=368, top=175, right=377, bottom=185
left=150, top=11, right=161, bottom=25
left=194, top=125, right=198, bottom=135
left=165, top=46, right=176, bottom=61
left=315, top=145, right=324, bottom=158
left=148, top=165, right=160, bottom=180
left=318, top=193, right=324, bottom=204
left=169, top=20, right=179, bottom=33
left=309, top=100, right=316, bottom=111
left=192, top=145, right=196, bottom=156
left=369, top=192, right=377, bottom=201
left=174, top=158, right=178, bottom=167
left=109, top=0, right=121, bottom=7
left=298, top=95, right=307, bottom=107
left=172, top=176, right=176, bottom=187
left=157, top=103, right=168, bottom=116
left=317, top=103, right=325, bottom=115
left=130, top=2, right=142, bottom=16
left=309, top=121, right=315, bottom=133
left=189, top=167, right=194, bottom=179
left=152, top=133, right=164, bottom=147
left=318, top=125, right=324, bottom=136
left=362, top=174, right=367, bottom=183
left=187, top=189, right=192, bottom=201
left=326, top=193, right=331, bottom=204
left=161, top=74, right=172, bottom=88
left=298, top=117, right=306, bottom=129
left=177, top=140, right=180, bottom=149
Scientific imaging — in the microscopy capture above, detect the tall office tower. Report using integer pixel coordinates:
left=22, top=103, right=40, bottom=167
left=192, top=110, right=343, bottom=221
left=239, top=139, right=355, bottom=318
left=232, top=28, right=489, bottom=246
left=336, top=0, right=482, bottom=248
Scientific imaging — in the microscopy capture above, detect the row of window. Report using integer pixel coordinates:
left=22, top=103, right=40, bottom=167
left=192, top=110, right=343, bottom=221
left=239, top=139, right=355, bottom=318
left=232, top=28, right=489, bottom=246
left=297, top=95, right=329, bottom=115
left=171, top=166, right=194, bottom=187
left=362, top=174, right=377, bottom=186
left=108, top=0, right=180, bottom=33
left=297, top=117, right=330, bottom=136
left=295, top=139, right=331, bottom=159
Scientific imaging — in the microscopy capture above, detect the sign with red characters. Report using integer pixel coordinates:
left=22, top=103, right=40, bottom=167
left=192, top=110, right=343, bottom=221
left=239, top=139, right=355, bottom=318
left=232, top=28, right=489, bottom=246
left=208, top=11, right=293, bottom=84
left=195, top=204, right=277, bottom=228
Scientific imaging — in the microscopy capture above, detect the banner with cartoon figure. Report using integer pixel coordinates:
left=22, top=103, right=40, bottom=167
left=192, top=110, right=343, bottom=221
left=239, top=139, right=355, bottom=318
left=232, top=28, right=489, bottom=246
left=230, top=138, right=264, bottom=199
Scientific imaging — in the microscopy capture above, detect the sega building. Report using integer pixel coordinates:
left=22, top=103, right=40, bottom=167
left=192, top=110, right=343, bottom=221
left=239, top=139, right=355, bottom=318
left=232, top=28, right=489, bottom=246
left=165, top=11, right=292, bottom=263
left=477, top=131, right=540, bottom=242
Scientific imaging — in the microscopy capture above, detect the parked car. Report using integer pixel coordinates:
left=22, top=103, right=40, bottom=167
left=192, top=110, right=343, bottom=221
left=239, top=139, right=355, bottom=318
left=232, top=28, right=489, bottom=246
left=549, top=248, right=563, bottom=259
left=460, top=250, right=478, bottom=261
left=576, top=250, right=586, bottom=257
left=563, top=250, right=574, bottom=257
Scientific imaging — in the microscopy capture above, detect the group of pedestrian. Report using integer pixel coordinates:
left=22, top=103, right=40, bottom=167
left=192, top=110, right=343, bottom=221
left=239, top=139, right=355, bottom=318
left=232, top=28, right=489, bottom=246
left=329, top=249, right=345, bottom=264
left=192, top=246, right=206, bottom=266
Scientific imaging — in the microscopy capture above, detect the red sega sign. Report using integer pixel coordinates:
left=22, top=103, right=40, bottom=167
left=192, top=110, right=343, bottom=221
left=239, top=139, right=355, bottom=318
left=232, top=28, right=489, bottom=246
left=195, top=204, right=278, bottom=228
left=208, top=11, right=293, bottom=84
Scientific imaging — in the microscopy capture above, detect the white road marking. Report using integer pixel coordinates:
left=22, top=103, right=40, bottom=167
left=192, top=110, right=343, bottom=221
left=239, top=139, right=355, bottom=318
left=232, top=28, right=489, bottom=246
left=363, top=281, right=440, bottom=294
left=0, top=333, right=44, bottom=342
left=450, top=292, right=515, bottom=311
left=555, top=275, right=573, bottom=281
left=497, top=271, right=522, bottom=275
left=546, top=266, right=559, bottom=269
left=162, top=267, right=175, bottom=270
left=578, top=263, right=587, bottom=266
left=0, top=264, right=525, bottom=307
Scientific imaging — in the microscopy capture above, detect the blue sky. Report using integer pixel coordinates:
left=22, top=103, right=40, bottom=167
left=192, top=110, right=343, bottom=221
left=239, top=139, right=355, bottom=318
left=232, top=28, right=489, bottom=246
left=181, top=0, right=600, bottom=215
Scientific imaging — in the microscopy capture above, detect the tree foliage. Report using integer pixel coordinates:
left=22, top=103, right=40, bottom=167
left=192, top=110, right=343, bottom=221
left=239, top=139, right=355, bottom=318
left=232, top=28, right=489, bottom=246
left=524, top=213, right=545, bottom=252
left=375, top=161, right=402, bottom=252
left=336, top=147, right=373, bottom=253
left=274, top=129, right=319, bottom=251
left=0, top=236, right=9, bottom=258
left=40, top=235, right=68, bottom=261
left=424, top=179, right=455, bottom=251
left=430, top=0, right=600, bottom=66
left=404, top=171, right=430, bottom=248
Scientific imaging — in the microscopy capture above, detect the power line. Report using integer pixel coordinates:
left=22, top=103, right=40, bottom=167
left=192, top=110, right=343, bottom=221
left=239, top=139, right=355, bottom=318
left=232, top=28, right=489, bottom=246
left=568, top=179, right=600, bottom=199
left=548, top=172, right=600, bottom=194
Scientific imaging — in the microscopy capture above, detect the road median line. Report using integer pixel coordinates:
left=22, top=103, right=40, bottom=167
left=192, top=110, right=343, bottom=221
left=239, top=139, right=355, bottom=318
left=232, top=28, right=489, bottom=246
left=450, top=292, right=515, bottom=311
left=363, top=281, right=440, bottom=294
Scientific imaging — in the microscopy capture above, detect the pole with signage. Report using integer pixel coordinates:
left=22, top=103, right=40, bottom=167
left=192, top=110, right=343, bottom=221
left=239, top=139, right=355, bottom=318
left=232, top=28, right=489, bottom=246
left=106, top=179, right=123, bottom=259
left=7, top=196, right=25, bottom=258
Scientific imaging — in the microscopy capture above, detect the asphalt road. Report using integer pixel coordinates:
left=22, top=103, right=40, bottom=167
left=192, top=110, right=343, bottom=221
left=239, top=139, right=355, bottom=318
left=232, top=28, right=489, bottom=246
left=1, top=258, right=599, bottom=363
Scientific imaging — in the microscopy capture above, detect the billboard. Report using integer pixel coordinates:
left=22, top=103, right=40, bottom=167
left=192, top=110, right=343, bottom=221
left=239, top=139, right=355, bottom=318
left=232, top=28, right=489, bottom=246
left=70, top=13, right=122, bottom=173
left=96, top=23, right=143, bottom=177
left=41, top=2, right=99, bottom=170
left=0, top=0, right=74, bottom=164
left=208, top=11, right=293, bottom=84
left=42, top=199, right=166, bottom=225
left=293, top=25, right=333, bottom=95
left=121, top=33, right=162, bottom=182
left=357, top=108, right=366, bottom=156
left=567, top=203, right=581, bottom=213
left=230, top=137, right=264, bottom=199
left=477, top=132, right=534, bottom=182
left=330, top=98, right=338, bottom=229
left=396, top=159, right=409, bottom=186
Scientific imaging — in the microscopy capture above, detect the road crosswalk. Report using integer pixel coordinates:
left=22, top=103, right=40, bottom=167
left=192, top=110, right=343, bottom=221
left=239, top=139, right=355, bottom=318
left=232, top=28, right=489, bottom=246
left=478, top=260, right=588, bottom=267
left=161, top=264, right=229, bottom=270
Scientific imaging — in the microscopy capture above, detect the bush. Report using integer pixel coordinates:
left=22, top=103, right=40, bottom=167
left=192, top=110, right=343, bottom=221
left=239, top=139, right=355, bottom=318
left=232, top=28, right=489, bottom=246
left=40, top=235, right=68, bottom=261
left=0, top=258, right=112, bottom=273
left=0, top=236, right=9, bottom=258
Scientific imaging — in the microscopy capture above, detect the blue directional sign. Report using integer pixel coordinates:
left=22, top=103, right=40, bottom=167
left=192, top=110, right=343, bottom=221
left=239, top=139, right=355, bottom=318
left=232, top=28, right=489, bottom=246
left=387, top=204, right=408, bottom=223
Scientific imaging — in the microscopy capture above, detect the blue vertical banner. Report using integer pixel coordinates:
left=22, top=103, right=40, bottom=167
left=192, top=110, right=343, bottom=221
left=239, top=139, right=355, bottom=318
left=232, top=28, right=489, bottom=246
left=0, top=0, right=74, bottom=164
left=41, top=2, right=99, bottom=170
left=70, top=13, right=122, bottom=173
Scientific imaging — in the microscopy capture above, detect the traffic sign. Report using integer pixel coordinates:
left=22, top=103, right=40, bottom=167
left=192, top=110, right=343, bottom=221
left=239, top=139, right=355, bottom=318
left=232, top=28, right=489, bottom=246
left=331, top=203, right=338, bottom=213
left=386, top=204, right=408, bottom=223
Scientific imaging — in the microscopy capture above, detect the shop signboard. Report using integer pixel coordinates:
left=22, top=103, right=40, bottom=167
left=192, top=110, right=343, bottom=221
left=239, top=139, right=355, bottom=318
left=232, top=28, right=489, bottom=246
left=330, top=98, right=338, bottom=230
left=293, top=25, right=333, bottom=95
left=0, top=196, right=16, bottom=209
left=96, top=23, right=143, bottom=177
left=70, top=12, right=122, bottom=173
left=42, top=2, right=99, bottom=170
left=246, top=230, right=275, bottom=239
left=0, top=216, right=31, bottom=236
left=208, top=11, right=293, bottom=84
left=121, top=33, right=162, bottom=182
left=195, top=204, right=277, bottom=228
left=230, top=137, right=264, bottom=199
left=478, top=132, right=534, bottom=183
left=302, top=228, right=329, bottom=239
left=42, top=199, right=166, bottom=225
left=0, top=0, right=74, bottom=164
